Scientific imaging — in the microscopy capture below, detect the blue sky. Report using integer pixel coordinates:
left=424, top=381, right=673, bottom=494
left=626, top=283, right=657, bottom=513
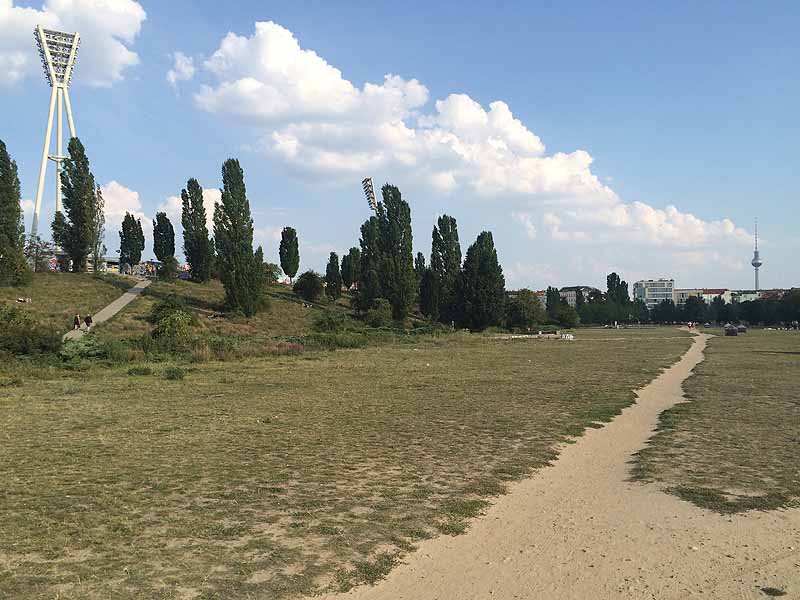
left=2, top=0, right=798, bottom=290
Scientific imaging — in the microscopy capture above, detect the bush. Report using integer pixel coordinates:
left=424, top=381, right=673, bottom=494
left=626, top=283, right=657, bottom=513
left=59, top=336, right=129, bottom=362
left=0, top=304, right=61, bottom=355
left=150, top=310, right=194, bottom=353
left=158, top=256, right=179, bottom=280
left=365, top=299, right=393, bottom=328
left=149, top=294, right=197, bottom=325
left=164, top=366, right=185, bottom=380
left=312, top=311, right=353, bottom=333
left=293, top=270, right=324, bottom=302
left=127, top=366, right=153, bottom=376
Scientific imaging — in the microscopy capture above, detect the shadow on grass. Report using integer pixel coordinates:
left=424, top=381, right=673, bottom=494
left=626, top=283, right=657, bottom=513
left=671, top=486, right=790, bottom=514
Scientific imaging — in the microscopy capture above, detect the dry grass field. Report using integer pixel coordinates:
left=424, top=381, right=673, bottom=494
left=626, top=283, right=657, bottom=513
left=635, top=329, right=800, bottom=513
left=0, top=328, right=691, bottom=599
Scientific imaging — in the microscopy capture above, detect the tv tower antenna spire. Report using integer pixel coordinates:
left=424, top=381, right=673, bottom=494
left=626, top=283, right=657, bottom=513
left=30, top=25, right=81, bottom=238
left=751, top=218, right=763, bottom=292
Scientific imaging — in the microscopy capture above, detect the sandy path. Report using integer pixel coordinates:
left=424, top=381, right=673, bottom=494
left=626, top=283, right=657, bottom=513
left=318, top=333, right=800, bottom=599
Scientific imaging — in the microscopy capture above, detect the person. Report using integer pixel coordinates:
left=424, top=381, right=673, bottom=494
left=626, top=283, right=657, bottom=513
left=73, top=314, right=81, bottom=330
left=84, top=314, right=93, bottom=330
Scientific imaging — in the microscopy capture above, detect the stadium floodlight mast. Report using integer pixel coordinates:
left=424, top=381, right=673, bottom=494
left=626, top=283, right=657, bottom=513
left=362, top=177, right=379, bottom=212
left=30, top=25, right=80, bottom=238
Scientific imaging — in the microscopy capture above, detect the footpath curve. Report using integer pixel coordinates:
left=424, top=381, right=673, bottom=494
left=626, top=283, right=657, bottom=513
left=63, top=278, right=151, bottom=342
left=318, top=332, right=800, bottom=600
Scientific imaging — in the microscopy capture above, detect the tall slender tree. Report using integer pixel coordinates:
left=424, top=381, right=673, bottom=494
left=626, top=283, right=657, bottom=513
left=378, top=184, right=415, bottom=320
left=340, top=246, right=360, bottom=290
left=153, top=211, right=177, bottom=278
left=431, top=215, right=461, bottom=323
left=56, top=137, right=100, bottom=272
left=119, top=213, right=144, bottom=269
left=279, top=226, right=300, bottom=283
left=414, top=251, right=427, bottom=284
left=89, top=185, right=106, bottom=272
left=357, top=215, right=383, bottom=310
left=325, top=252, right=342, bottom=300
left=545, top=286, right=561, bottom=319
left=419, top=267, right=440, bottom=321
left=0, top=140, right=29, bottom=285
left=458, top=231, right=506, bottom=330
left=214, top=158, right=264, bottom=316
left=181, top=178, right=214, bottom=282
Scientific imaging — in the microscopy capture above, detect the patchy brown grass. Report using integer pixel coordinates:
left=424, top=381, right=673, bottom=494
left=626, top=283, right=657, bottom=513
left=634, top=329, right=800, bottom=513
left=0, top=328, right=691, bottom=598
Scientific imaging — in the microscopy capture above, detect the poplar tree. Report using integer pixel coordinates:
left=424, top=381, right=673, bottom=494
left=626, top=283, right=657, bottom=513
left=153, top=211, right=177, bottom=278
left=279, top=226, right=300, bottom=283
left=431, top=215, right=461, bottom=323
left=57, top=137, right=99, bottom=272
left=414, top=252, right=426, bottom=284
left=378, top=184, right=415, bottom=320
left=89, top=185, right=106, bottom=272
left=0, top=140, right=29, bottom=285
left=545, top=286, right=561, bottom=319
left=214, top=158, right=264, bottom=316
left=325, top=251, right=342, bottom=300
left=419, top=268, right=440, bottom=321
left=356, top=215, right=383, bottom=310
left=181, top=178, right=214, bottom=282
left=119, top=212, right=144, bottom=268
left=458, top=231, right=506, bottom=330
left=341, top=246, right=360, bottom=290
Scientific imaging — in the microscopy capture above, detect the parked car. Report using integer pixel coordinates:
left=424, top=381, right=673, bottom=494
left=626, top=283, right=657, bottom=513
left=724, top=325, right=739, bottom=336
left=737, top=325, right=748, bottom=334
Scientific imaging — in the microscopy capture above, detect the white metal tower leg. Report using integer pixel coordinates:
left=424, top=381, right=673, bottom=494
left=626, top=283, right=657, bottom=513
left=64, top=88, right=76, bottom=138
left=56, top=87, right=63, bottom=214
left=32, top=85, right=58, bottom=238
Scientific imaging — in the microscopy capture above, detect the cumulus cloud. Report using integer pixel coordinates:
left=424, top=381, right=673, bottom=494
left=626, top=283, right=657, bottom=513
left=157, top=186, right=218, bottom=234
left=100, top=180, right=151, bottom=251
left=190, top=20, right=750, bottom=257
left=0, top=0, right=145, bottom=88
left=166, top=51, right=195, bottom=88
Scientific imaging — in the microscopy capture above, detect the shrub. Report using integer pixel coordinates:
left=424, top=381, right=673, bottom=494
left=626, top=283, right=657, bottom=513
left=164, top=366, right=185, bottom=380
left=149, top=294, right=197, bottom=325
left=127, top=366, right=153, bottom=376
left=312, top=311, right=352, bottom=333
left=59, top=336, right=129, bottom=362
left=0, top=304, right=61, bottom=355
left=293, top=270, right=324, bottom=302
left=150, top=310, right=194, bottom=353
left=365, top=299, right=393, bottom=328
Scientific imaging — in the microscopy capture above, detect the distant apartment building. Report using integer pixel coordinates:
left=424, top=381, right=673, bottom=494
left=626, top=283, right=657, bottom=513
left=674, top=288, right=733, bottom=306
left=559, top=286, right=600, bottom=308
left=633, top=279, right=675, bottom=310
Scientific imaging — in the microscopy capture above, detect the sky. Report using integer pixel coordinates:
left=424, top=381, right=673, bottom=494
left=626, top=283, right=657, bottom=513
left=1, top=0, right=798, bottom=291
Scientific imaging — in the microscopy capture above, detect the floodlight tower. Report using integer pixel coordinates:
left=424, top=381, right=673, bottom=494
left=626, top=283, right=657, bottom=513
left=31, top=25, right=80, bottom=238
left=362, top=177, right=379, bottom=212
left=751, top=218, right=763, bottom=292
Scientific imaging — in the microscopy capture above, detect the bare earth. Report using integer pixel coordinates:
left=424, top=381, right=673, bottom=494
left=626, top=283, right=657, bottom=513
left=317, top=333, right=800, bottom=600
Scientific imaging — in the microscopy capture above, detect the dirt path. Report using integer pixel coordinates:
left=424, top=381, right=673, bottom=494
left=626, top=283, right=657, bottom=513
left=63, top=279, right=150, bottom=341
left=318, top=333, right=800, bottom=600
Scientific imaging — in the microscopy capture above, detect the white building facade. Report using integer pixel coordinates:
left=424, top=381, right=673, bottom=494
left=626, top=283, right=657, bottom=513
left=633, top=279, right=675, bottom=310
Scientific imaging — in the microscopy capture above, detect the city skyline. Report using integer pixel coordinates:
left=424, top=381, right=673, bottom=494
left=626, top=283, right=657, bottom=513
left=1, top=1, right=798, bottom=290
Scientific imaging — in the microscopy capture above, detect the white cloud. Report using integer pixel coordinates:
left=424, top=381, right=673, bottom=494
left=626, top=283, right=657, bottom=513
left=157, top=186, right=218, bottom=234
left=191, top=20, right=750, bottom=258
left=100, top=180, right=151, bottom=251
left=0, top=0, right=146, bottom=88
left=166, top=51, right=195, bottom=88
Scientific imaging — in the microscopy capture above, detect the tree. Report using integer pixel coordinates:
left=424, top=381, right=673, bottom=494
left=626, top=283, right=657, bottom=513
left=431, top=215, right=462, bottom=323
left=553, top=302, right=580, bottom=328
left=293, top=270, right=323, bottom=302
left=325, top=251, right=342, bottom=300
left=652, top=299, right=678, bottom=323
left=414, top=251, right=426, bottom=285
left=575, top=288, right=586, bottom=310
left=682, top=296, right=707, bottom=323
left=181, top=178, right=214, bottom=282
left=507, top=289, right=546, bottom=330
left=214, top=158, right=265, bottom=316
left=341, top=247, right=360, bottom=290
left=631, top=298, right=650, bottom=322
left=606, top=272, right=630, bottom=305
left=153, top=211, right=177, bottom=278
left=419, top=268, right=440, bottom=321
left=55, top=137, right=100, bottom=272
left=279, top=226, right=299, bottom=283
left=89, top=185, right=106, bottom=272
left=545, top=286, right=561, bottom=319
left=708, top=296, right=726, bottom=324
left=0, top=139, right=29, bottom=286
left=356, top=215, right=383, bottom=310
left=24, top=236, right=55, bottom=273
left=458, top=231, right=506, bottom=330
left=119, top=212, right=144, bottom=269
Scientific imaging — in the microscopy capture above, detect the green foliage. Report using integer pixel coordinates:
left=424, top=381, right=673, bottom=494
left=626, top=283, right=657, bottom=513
left=606, top=272, right=630, bottom=305
left=507, top=289, right=546, bottom=330
left=430, top=214, right=462, bottom=323
left=652, top=299, right=679, bottom=323
left=340, top=247, right=360, bottom=290
left=458, top=231, right=506, bottom=330
left=414, top=251, right=426, bottom=284
left=312, top=310, right=352, bottom=333
left=365, top=298, right=393, bottom=328
left=119, top=212, right=145, bottom=268
left=0, top=304, right=61, bottom=355
left=23, top=236, right=55, bottom=273
left=127, top=366, right=153, bottom=376
left=59, top=336, right=129, bottom=362
left=164, top=366, right=186, bottom=380
left=683, top=295, right=707, bottom=322
left=263, top=262, right=282, bottom=285
left=153, top=211, right=176, bottom=272
left=279, top=226, right=300, bottom=282
left=294, top=270, right=324, bottom=302
left=181, top=178, right=214, bottom=283
left=325, top=252, right=342, bottom=300
left=0, top=139, right=30, bottom=286
left=149, top=294, right=198, bottom=326
left=419, top=268, right=439, bottom=321
left=58, top=138, right=101, bottom=272
left=552, top=302, right=580, bottom=328
left=545, top=286, right=561, bottom=319
left=89, top=185, right=106, bottom=272
left=214, top=159, right=265, bottom=317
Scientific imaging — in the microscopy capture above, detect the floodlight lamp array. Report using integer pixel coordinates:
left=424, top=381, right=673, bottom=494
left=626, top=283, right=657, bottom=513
left=362, top=177, right=378, bottom=211
left=34, top=27, right=80, bottom=87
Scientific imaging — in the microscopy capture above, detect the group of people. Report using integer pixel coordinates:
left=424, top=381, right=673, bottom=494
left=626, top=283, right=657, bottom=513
left=72, top=314, right=94, bottom=331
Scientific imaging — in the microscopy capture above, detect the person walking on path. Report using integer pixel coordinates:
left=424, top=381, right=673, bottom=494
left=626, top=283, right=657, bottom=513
left=84, top=314, right=93, bottom=330
left=73, top=314, right=81, bottom=331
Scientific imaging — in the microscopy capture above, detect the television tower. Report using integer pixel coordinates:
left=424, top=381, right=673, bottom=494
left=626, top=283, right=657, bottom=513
left=751, top=218, right=763, bottom=292
left=30, top=25, right=80, bottom=238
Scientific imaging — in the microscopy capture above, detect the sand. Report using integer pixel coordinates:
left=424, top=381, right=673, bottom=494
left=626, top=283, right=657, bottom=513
left=317, top=333, right=800, bottom=599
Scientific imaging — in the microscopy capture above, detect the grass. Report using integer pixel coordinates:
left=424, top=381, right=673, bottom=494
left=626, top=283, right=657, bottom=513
left=0, top=272, right=132, bottom=332
left=0, top=327, right=692, bottom=599
left=634, top=329, right=800, bottom=513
